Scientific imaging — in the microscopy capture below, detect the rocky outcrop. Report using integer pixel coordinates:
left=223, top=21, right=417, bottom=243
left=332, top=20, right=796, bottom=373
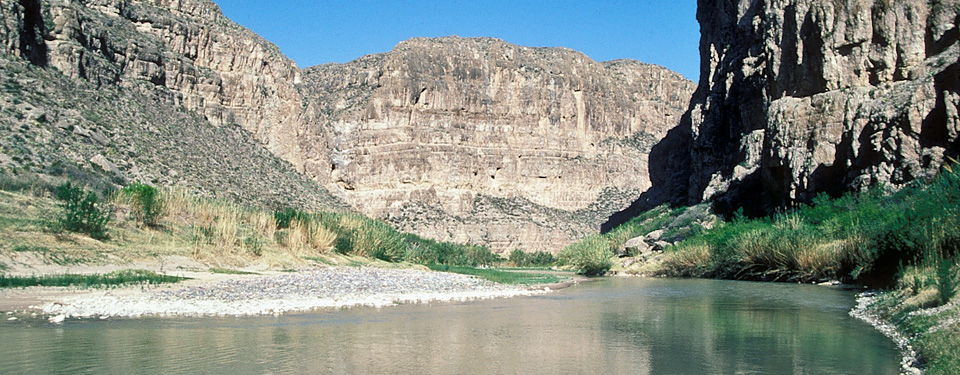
left=0, top=0, right=308, bottom=168
left=301, top=37, right=694, bottom=251
left=685, top=0, right=959, bottom=212
left=0, top=0, right=341, bottom=209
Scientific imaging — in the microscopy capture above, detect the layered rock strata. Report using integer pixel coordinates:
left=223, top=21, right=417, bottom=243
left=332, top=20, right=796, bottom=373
left=0, top=1, right=696, bottom=252
left=0, top=0, right=340, bottom=208
left=1, top=0, right=310, bottom=167
left=301, top=37, right=694, bottom=251
left=684, top=0, right=959, bottom=211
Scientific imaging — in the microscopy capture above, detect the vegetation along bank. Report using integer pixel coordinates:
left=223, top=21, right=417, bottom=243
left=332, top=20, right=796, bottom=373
left=558, top=161, right=960, bottom=374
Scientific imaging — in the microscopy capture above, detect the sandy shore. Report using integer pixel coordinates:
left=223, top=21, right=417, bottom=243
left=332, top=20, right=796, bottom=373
left=2, top=267, right=547, bottom=319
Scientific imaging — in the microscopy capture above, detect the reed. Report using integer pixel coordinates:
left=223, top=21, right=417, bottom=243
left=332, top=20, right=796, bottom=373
left=0, top=269, right=187, bottom=288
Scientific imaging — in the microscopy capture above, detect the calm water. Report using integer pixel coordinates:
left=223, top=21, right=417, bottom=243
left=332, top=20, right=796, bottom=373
left=0, top=278, right=899, bottom=374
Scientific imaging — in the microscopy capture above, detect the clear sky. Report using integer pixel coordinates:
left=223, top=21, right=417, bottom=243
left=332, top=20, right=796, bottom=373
left=214, top=0, right=701, bottom=82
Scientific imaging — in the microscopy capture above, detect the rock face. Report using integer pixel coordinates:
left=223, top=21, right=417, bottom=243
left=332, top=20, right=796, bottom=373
left=1, top=0, right=308, bottom=168
left=300, top=37, right=694, bottom=252
left=0, top=1, right=696, bottom=252
left=684, top=0, right=960, bottom=212
left=0, top=0, right=340, bottom=208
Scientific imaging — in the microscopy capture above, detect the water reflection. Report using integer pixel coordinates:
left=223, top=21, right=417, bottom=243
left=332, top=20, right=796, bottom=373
left=0, top=278, right=898, bottom=374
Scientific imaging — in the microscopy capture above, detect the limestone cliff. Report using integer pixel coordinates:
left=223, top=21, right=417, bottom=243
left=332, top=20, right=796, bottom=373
left=684, top=0, right=959, bottom=212
left=0, top=0, right=341, bottom=209
left=0, top=1, right=695, bottom=252
left=1, top=0, right=307, bottom=168
left=301, top=37, right=694, bottom=251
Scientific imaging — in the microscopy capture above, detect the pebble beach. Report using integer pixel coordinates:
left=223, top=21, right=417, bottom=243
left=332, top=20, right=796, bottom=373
left=37, top=267, right=546, bottom=319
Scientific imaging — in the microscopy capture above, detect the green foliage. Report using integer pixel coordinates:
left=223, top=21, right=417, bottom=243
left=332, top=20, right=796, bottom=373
left=243, top=236, right=263, bottom=256
left=352, top=218, right=407, bottom=262
left=273, top=207, right=307, bottom=229
left=12, top=245, right=49, bottom=252
left=936, top=258, right=957, bottom=305
left=509, top=249, right=556, bottom=267
left=656, top=161, right=960, bottom=286
left=120, top=183, right=164, bottom=226
left=304, top=212, right=407, bottom=262
left=208, top=267, right=258, bottom=275
left=54, top=182, right=110, bottom=240
left=0, top=269, right=186, bottom=288
left=403, top=235, right=502, bottom=267
left=427, top=265, right=561, bottom=285
left=559, top=235, right=614, bottom=276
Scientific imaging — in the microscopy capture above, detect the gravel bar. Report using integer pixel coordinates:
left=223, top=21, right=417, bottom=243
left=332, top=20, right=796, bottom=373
left=40, top=267, right=545, bottom=318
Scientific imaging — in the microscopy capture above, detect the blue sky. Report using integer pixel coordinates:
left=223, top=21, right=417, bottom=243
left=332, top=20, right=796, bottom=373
left=215, top=0, right=701, bottom=81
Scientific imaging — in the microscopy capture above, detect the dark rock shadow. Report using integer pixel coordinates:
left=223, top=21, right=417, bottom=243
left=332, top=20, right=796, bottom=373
left=18, top=0, right=48, bottom=67
left=601, top=111, right=693, bottom=233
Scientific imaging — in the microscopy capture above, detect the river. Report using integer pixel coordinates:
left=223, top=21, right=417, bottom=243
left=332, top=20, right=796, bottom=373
left=0, top=277, right=899, bottom=374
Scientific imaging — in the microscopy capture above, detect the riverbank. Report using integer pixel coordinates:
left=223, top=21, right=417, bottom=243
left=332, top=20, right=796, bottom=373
left=850, top=292, right=922, bottom=375
left=850, top=288, right=960, bottom=375
left=2, top=267, right=547, bottom=319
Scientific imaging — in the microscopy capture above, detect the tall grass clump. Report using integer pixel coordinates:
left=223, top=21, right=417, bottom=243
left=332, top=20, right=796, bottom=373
left=402, top=235, right=502, bottom=267
left=934, top=257, right=957, bottom=305
left=659, top=243, right=712, bottom=277
left=53, top=182, right=110, bottom=240
left=559, top=235, right=614, bottom=276
left=118, top=183, right=164, bottom=226
left=274, top=208, right=307, bottom=229
left=509, top=249, right=556, bottom=267
left=426, top=265, right=561, bottom=284
left=308, top=212, right=406, bottom=262
left=0, top=269, right=186, bottom=288
left=651, top=159, right=960, bottom=286
left=275, top=215, right=336, bottom=256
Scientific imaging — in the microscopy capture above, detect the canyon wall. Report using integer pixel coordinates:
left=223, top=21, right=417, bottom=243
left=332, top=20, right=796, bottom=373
left=301, top=37, right=694, bottom=251
left=685, top=0, right=959, bottom=212
left=0, top=0, right=339, bottom=208
left=1, top=1, right=697, bottom=252
left=1, top=0, right=309, bottom=167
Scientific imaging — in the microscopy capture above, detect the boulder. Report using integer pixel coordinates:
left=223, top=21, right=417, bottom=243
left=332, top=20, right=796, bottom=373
left=622, top=236, right=651, bottom=257
left=644, top=229, right=664, bottom=242
left=651, top=241, right=671, bottom=252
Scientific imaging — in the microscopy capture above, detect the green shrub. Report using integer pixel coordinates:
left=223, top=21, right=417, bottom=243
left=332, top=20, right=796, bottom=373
left=274, top=208, right=307, bottom=229
left=509, top=249, right=556, bottom=267
left=120, top=183, right=164, bottom=226
left=936, top=258, right=957, bottom=305
left=509, top=249, right=526, bottom=266
left=54, top=182, right=110, bottom=240
left=400, top=235, right=501, bottom=267
left=354, top=219, right=406, bottom=262
left=459, top=244, right=501, bottom=267
left=0, top=269, right=186, bottom=288
left=559, top=235, right=614, bottom=276
left=243, top=236, right=263, bottom=257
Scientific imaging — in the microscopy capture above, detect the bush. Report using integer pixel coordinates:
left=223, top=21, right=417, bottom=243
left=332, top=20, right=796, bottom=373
left=274, top=208, right=307, bottom=229
left=936, top=257, right=958, bottom=305
left=54, top=182, right=111, bottom=240
left=120, top=183, right=164, bottom=226
left=559, top=235, right=614, bottom=276
left=509, top=249, right=556, bottom=267
left=509, top=249, right=526, bottom=266
left=400, top=235, right=502, bottom=267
